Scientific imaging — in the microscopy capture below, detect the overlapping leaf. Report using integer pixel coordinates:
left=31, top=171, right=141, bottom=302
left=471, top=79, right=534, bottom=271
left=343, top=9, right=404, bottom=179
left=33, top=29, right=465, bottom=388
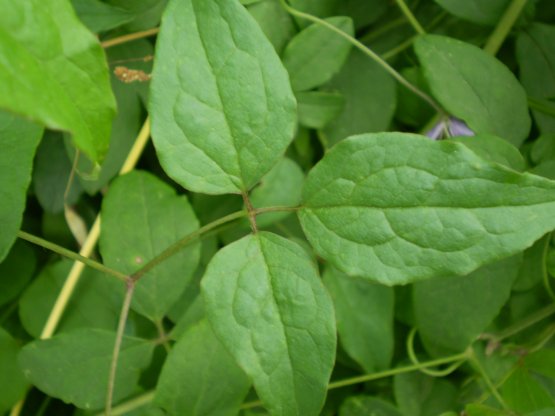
left=299, top=133, right=555, bottom=285
left=150, top=0, right=296, bottom=194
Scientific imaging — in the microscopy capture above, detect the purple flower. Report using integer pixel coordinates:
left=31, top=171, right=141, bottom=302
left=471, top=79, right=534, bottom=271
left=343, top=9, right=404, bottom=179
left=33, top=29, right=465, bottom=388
left=425, top=117, right=474, bottom=140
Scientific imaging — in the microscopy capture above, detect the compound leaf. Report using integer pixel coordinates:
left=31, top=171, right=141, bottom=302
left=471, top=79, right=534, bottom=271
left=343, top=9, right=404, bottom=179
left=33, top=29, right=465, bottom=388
left=201, top=232, right=336, bottom=416
left=150, top=0, right=296, bottom=194
left=299, top=133, right=555, bottom=285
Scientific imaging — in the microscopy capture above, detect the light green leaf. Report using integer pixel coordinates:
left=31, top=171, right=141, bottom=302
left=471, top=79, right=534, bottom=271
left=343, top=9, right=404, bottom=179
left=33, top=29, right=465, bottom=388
left=282, top=17, right=353, bottom=92
left=201, top=232, right=336, bottom=416
left=517, top=23, right=555, bottom=134
left=413, top=255, right=521, bottom=356
left=415, top=34, right=530, bottom=146
left=321, top=49, right=396, bottom=149
left=33, top=132, right=83, bottom=213
left=323, top=266, right=393, bottom=372
left=0, top=111, right=43, bottom=262
left=0, top=241, right=36, bottom=307
left=297, top=91, right=345, bottom=129
left=0, top=329, right=28, bottom=413
left=155, top=320, right=250, bottom=416
left=248, top=0, right=296, bottom=54
left=71, top=0, right=134, bottom=33
left=150, top=0, right=296, bottom=194
left=451, top=135, right=525, bottom=171
left=394, top=372, right=457, bottom=416
left=0, top=0, right=116, bottom=163
left=100, top=171, right=201, bottom=321
left=340, top=396, right=402, bottom=416
left=299, top=133, right=555, bottom=285
left=434, top=0, right=510, bottom=25
left=19, top=328, right=154, bottom=410
left=19, top=260, right=122, bottom=338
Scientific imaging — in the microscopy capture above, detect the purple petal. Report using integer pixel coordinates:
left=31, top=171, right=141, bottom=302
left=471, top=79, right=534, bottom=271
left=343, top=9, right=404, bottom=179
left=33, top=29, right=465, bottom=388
left=425, top=120, right=446, bottom=141
left=448, top=118, right=474, bottom=137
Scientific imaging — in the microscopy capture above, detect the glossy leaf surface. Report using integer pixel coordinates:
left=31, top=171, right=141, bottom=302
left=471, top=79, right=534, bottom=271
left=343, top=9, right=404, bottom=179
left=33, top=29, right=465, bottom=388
left=150, top=0, right=296, bottom=194
left=202, top=232, right=336, bottom=416
left=299, top=133, right=555, bottom=285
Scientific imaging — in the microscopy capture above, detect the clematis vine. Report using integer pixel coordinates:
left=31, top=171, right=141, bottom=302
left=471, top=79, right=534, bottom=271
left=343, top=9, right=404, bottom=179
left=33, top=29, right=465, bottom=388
left=426, top=117, right=474, bottom=140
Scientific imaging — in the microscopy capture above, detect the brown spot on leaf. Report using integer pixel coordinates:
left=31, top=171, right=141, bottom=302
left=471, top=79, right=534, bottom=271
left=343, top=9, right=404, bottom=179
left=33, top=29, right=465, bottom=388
left=114, top=66, right=151, bottom=83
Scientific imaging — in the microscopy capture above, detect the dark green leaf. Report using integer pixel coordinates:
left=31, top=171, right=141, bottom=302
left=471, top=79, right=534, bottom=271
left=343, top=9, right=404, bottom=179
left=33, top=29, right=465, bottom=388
left=0, top=0, right=116, bottom=163
left=71, top=0, right=134, bottom=33
left=395, top=67, right=435, bottom=128
left=434, top=0, right=510, bottom=25
left=297, top=91, right=344, bottom=129
left=394, top=372, right=457, bottom=416
left=248, top=0, right=296, bottom=54
left=0, top=328, right=28, bottom=413
left=201, top=232, right=336, bottom=416
left=0, top=241, right=36, bottom=307
left=415, top=34, right=530, bottom=146
left=323, top=266, right=393, bottom=372
left=19, top=328, right=154, bottom=410
left=321, top=50, right=396, bottom=148
left=282, top=17, right=353, bottom=92
left=513, top=234, right=549, bottom=292
left=517, top=23, right=555, bottom=134
left=106, top=0, right=168, bottom=32
left=500, top=366, right=555, bottom=413
left=299, top=133, right=555, bottom=285
left=150, top=0, right=296, bottom=194
left=100, top=171, right=201, bottom=321
left=413, top=255, right=521, bottom=355
left=340, top=396, right=402, bottom=416
left=155, top=320, right=250, bottom=416
left=0, top=111, right=43, bottom=261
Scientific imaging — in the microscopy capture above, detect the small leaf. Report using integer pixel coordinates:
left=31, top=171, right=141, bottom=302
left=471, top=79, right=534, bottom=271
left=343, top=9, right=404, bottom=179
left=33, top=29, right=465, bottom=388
left=0, top=241, right=36, bottom=307
left=248, top=0, right=296, bottom=54
left=415, top=34, right=530, bottom=146
left=323, top=266, right=394, bottom=372
left=71, top=0, right=134, bottom=33
left=434, top=0, right=510, bottom=25
left=282, top=17, right=353, bottom=92
left=0, top=329, right=28, bottom=413
left=340, top=396, right=402, bottom=416
left=100, top=171, right=201, bottom=321
left=150, top=0, right=296, bottom=194
left=321, top=49, right=396, bottom=148
left=413, top=255, right=521, bottom=356
left=299, top=133, right=555, bottom=285
left=201, top=232, right=336, bottom=416
left=0, top=0, right=116, bottom=163
left=19, top=328, right=154, bottom=410
left=0, top=111, right=43, bottom=262
left=155, top=320, right=250, bottom=416
left=297, top=91, right=345, bottom=129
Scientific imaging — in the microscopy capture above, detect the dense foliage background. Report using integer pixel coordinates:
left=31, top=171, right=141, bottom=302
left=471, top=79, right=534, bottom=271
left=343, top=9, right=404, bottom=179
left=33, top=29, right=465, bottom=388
left=1, top=0, right=555, bottom=415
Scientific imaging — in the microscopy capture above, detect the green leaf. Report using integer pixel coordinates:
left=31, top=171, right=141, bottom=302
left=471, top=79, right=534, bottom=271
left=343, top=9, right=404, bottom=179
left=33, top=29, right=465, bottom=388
left=517, top=23, right=555, bottom=134
left=282, top=17, right=353, bottom=92
left=340, top=396, right=402, bottom=416
left=0, top=241, right=36, bottom=307
left=395, top=67, right=435, bottom=128
left=155, top=320, right=250, bottom=415
left=201, top=232, right=336, bottom=416
left=500, top=366, right=555, bottom=413
left=248, top=0, right=296, bottom=54
left=71, top=0, right=134, bottom=33
left=19, top=328, right=154, bottom=410
left=394, top=372, right=457, bottom=416
left=321, top=49, right=396, bottom=149
left=434, top=0, right=510, bottom=25
left=464, top=404, right=512, bottom=416
left=513, top=234, right=549, bottom=292
left=451, top=135, right=526, bottom=171
left=297, top=91, right=345, bottom=129
left=299, top=133, right=555, bottom=285
left=19, top=260, right=122, bottom=338
left=100, top=171, right=201, bottom=321
left=323, top=266, right=393, bottom=372
left=0, top=0, right=116, bottom=163
left=0, top=111, right=43, bottom=262
left=413, top=255, right=521, bottom=356
left=414, top=34, right=530, bottom=146
left=150, top=0, right=296, bottom=194
left=106, top=0, right=168, bottom=32
left=33, top=132, right=83, bottom=213
left=0, top=328, right=28, bottom=413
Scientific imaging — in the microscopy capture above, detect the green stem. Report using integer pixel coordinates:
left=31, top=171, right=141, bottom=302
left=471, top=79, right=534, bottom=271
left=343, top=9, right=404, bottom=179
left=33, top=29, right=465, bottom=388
left=278, top=0, right=446, bottom=116
left=493, top=302, right=555, bottom=342
left=359, top=17, right=407, bottom=44
left=483, top=0, right=528, bottom=55
left=131, top=210, right=247, bottom=282
left=96, top=391, right=155, bottom=416
left=17, top=231, right=129, bottom=283
left=528, top=96, right=555, bottom=118
left=393, top=0, right=425, bottom=35
left=155, top=320, right=171, bottom=354
left=105, top=281, right=135, bottom=416
left=542, top=233, right=555, bottom=301
left=468, top=347, right=509, bottom=410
